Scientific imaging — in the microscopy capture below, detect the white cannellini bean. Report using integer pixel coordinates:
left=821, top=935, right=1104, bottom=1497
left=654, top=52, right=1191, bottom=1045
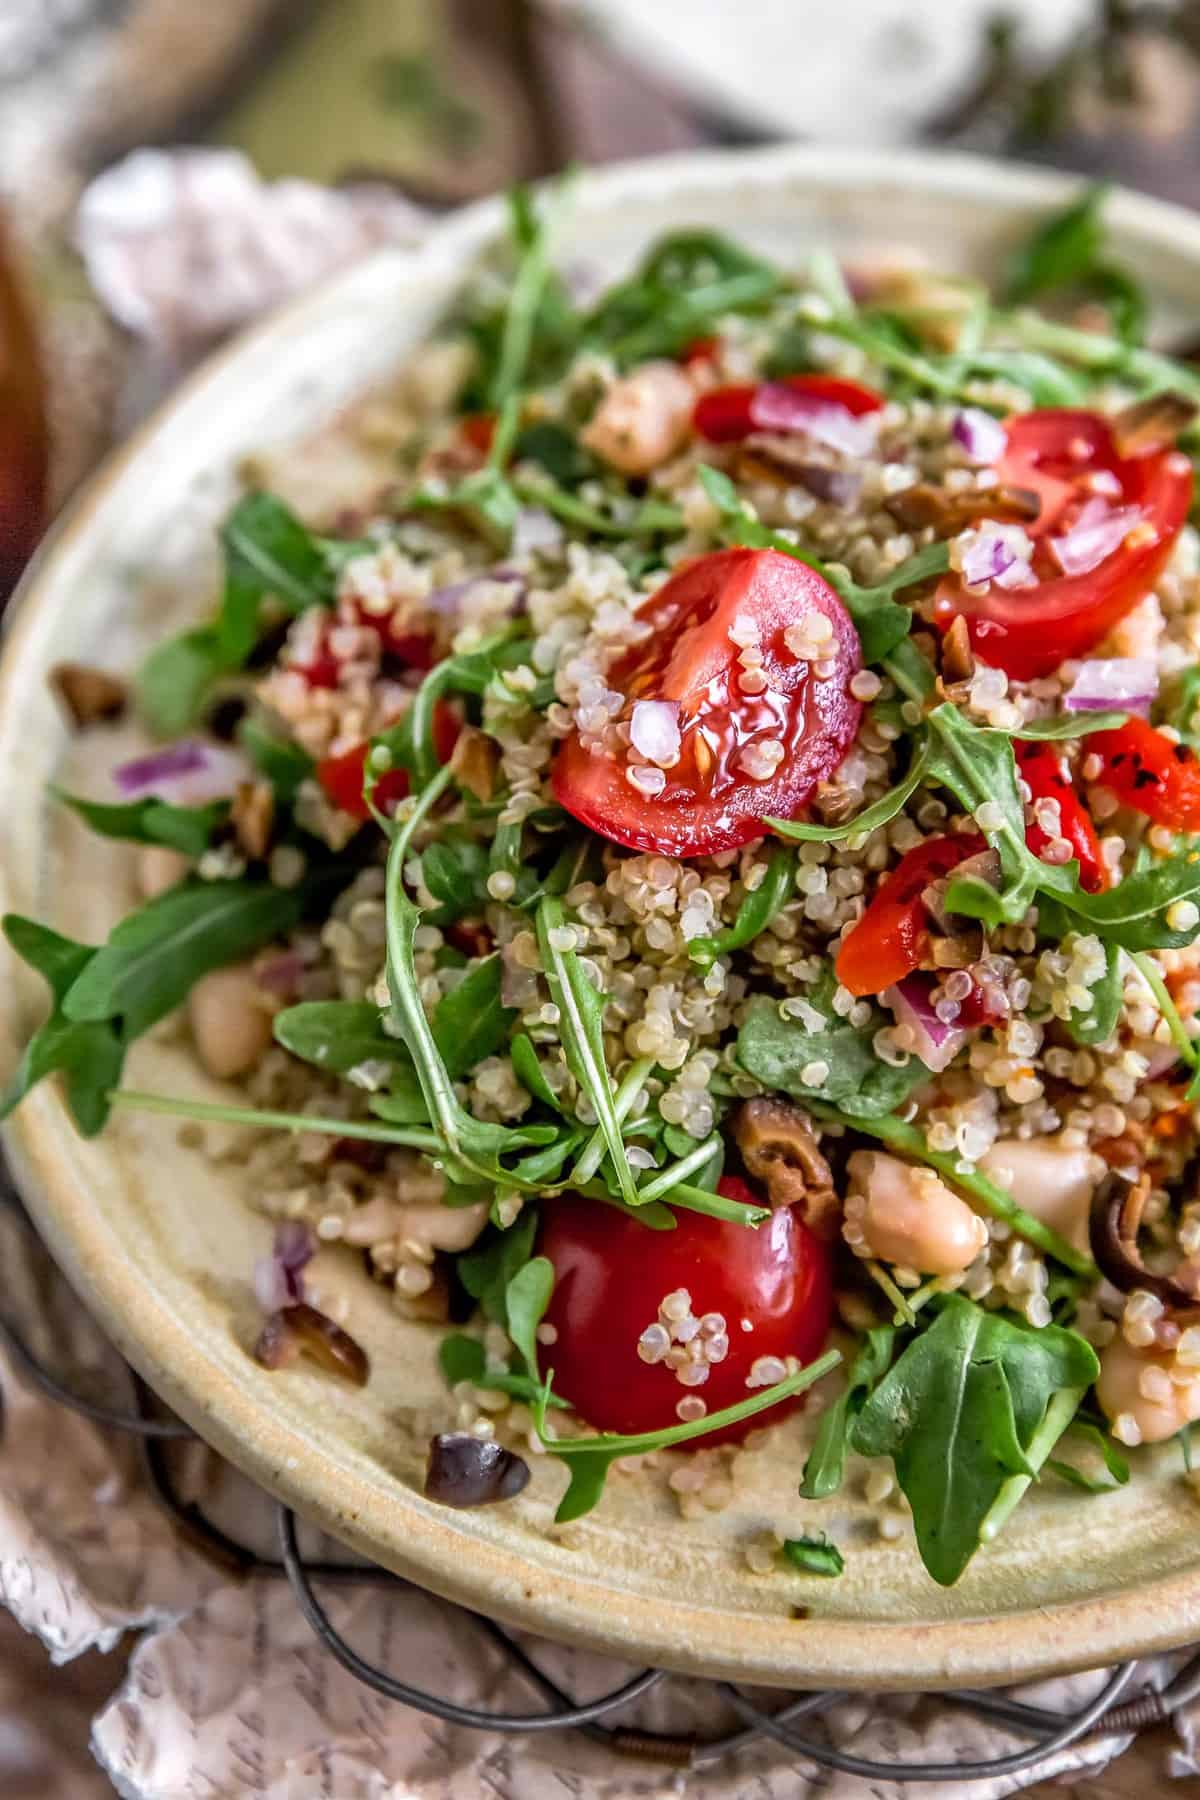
left=846, top=1150, right=987, bottom=1276
left=580, top=360, right=695, bottom=476
left=187, top=962, right=273, bottom=1080
left=391, top=1200, right=489, bottom=1255
left=138, top=844, right=189, bottom=899
left=978, top=1136, right=1097, bottom=1257
left=1095, top=1336, right=1200, bottom=1444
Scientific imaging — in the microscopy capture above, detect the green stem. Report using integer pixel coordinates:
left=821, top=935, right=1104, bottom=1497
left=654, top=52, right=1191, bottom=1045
left=536, top=1346, right=841, bottom=1459
left=979, top=1386, right=1085, bottom=1544
left=1131, top=950, right=1199, bottom=1069
left=664, top=1180, right=769, bottom=1226
left=570, top=1056, right=653, bottom=1186
left=811, top=1102, right=1099, bottom=1279
left=635, top=1135, right=724, bottom=1204
left=111, top=1090, right=442, bottom=1151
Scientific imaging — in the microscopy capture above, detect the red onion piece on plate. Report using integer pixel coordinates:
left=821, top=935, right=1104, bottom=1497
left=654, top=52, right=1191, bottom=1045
left=114, top=739, right=247, bottom=804
left=886, top=972, right=968, bottom=1073
left=952, top=408, right=1007, bottom=466
left=252, top=1220, right=313, bottom=1311
left=1063, top=657, right=1157, bottom=714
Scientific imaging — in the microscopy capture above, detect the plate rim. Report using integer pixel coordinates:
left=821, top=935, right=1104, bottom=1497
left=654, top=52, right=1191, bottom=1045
left=5, top=141, right=1200, bottom=1690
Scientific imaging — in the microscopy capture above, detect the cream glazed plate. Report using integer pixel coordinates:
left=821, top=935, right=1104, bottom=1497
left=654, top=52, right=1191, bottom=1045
left=6, top=146, right=1200, bottom=1691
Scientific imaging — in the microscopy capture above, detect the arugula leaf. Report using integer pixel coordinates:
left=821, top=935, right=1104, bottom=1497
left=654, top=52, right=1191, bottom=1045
left=240, top=719, right=314, bottom=803
left=422, top=837, right=489, bottom=918
left=504, top=1255, right=554, bottom=1374
left=458, top=1211, right=537, bottom=1325
left=1005, top=712, right=1128, bottom=741
left=1166, top=666, right=1200, bottom=751
left=437, top=1330, right=567, bottom=1408
left=431, top=955, right=517, bottom=1079
left=383, top=774, right=559, bottom=1189
left=514, top=420, right=593, bottom=485
left=688, top=845, right=793, bottom=969
left=410, top=466, right=521, bottom=546
left=1044, top=1419, right=1130, bottom=1493
left=737, top=993, right=928, bottom=1120
left=138, top=627, right=229, bottom=737
left=535, top=1346, right=841, bottom=1523
left=782, top=1536, right=845, bottom=1578
left=217, top=492, right=334, bottom=664
left=509, top=1032, right=563, bottom=1111
left=535, top=896, right=638, bottom=1207
left=767, top=741, right=929, bottom=844
left=62, top=876, right=308, bottom=1040
left=1054, top=847, right=1200, bottom=951
left=273, top=1000, right=409, bottom=1075
left=850, top=1296, right=1097, bottom=1585
left=583, top=228, right=784, bottom=366
left=1063, top=939, right=1123, bottom=1048
left=800, top=1326, right=896, bottom=1500
left=53, top=789, right=227, bottom=860
left=1005, top=186, right=1110, bottom=306
left=511, top=473, right=684, bottom=543
left=0, top=918, right=125, bottom=1136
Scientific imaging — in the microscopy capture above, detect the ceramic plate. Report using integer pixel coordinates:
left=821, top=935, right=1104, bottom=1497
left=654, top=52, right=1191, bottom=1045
left=5, top=146, right=1200, bottom=1690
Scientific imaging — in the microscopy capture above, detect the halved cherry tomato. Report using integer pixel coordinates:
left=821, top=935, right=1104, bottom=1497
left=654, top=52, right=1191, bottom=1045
left=316, top=701, right=459, bottom=822
left=1016, top=740, right=1107, bottom=893
left=539, top=1177, right=834, bottom=1444
left=678, top=334, right=721, bottom=368
left=552, top=548, right=862, bottom=858
left=934, top=410, right=1192, bottom=681
left=835, top=833, right=985, bottom=998
left=1086, top=716, right=1200, bottom=833
left=345, top=598, right=438, bottom=671
left=693, top=372, right=884, bottom=443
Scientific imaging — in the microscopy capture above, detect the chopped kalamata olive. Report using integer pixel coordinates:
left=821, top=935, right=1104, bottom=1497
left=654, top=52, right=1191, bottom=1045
left=884, top=482, right=1040, bottom=533
left=204, top=692, right=249, bottom=741
left=231, top=779, right=276, bottom=860
left=1090, top=1170, right=1200, bottom=1309
left=49, top=662, right=128, bottom=728
left=733, top=1098, right=838, bottom=1237
left=424, top=1432, right=531, bottom=1508
left=735, top=439, right=862, bottom=507
left=1111, top=391, right=1198, bottom=458
left=937, top=613, right=975, bottom=703
left=253, top=1302, right=370, bottom=1385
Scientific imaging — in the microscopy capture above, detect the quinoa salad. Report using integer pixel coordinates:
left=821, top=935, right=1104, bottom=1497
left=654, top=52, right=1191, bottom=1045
left=13, top=181, right=1200, bottom=1587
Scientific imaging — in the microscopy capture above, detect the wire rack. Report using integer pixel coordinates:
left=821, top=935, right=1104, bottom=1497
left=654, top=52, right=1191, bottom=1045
left=3, top=1184, right=1198, bottom=1788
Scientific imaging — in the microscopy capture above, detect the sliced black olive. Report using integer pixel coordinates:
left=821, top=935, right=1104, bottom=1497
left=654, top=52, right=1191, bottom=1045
left=424, top=1433, right=530, bottom=1508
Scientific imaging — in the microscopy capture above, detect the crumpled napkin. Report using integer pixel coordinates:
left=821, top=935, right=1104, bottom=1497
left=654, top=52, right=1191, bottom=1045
left=2, top=145, right=1198, bottom=1798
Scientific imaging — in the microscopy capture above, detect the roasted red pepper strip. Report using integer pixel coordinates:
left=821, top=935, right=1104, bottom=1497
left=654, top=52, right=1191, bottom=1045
left=1016, top=740, right=1107, bottom=893
left=1086, top=716, right=1200, bottom=833
left=835, top=834, right=984, bottom=998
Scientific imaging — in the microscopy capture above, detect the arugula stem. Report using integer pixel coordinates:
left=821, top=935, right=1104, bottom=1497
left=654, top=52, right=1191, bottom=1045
left=490, top=176, right=575, bottom=407
left=110, top=1090, right=442, bottom=1151
left=636, top=1135, right=725, bottom=1205
left=536, top=1346, right=841, bottom=1458
left=863, top=1258, right=917, bottom=1327
left=979, top=1386, right=1086, bottom=1545
left=1130, top=950, right=1199, bottom=1069
left=811, top=1101, right=1098, bottom=1279
left=570, top=1055, right=653, bottom=1186
left=663, top=1180, right=769, bottom=1226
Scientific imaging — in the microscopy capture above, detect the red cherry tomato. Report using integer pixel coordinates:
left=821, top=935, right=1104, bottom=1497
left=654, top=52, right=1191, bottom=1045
left=934, top=410, right=1192, bottom=681
left=835, top=833, right=985, bottom=998
left=344, top=598, right=438, bottom=670
left=1086, top=716, right=1200, bottom=833
left=289, top=617, right=342, bottom=690
left=552, top=547, right=862, bottom=858
left=678, top=334, right=721, bottom=368
left=693, top=372, right=884, bottom=443
left=1016, top=740, right=1107, bottom=893
left=539, top=1177, right=834, bottom=1444
left=316, top=701, right=459, bottom=822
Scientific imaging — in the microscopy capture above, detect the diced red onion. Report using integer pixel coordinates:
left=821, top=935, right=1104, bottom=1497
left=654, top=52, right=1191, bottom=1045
left=749, top=384, right=876, bottom=457
left=952, top=408, right=1007, bottom=466
left=252, top=1219, right=313, bottom=1312
left=886, top=973, right=967, bottom=1073
left=629, top=699, right=681, bottom=767
left=1050, top=498, right=1143, bottom=577
left=794, top=464, right=862, bottom=507
left=958, top=525, right=1034, bottom=592
left=1142, top=1042, right=1181, bottom=1079
left=254, top=949, right=305, bottom=998
left=1064, top=657, right=1158, bottom=714
left=114, top=739, right=246, bottom=804
left=512, top=507, right=564, bottom=557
